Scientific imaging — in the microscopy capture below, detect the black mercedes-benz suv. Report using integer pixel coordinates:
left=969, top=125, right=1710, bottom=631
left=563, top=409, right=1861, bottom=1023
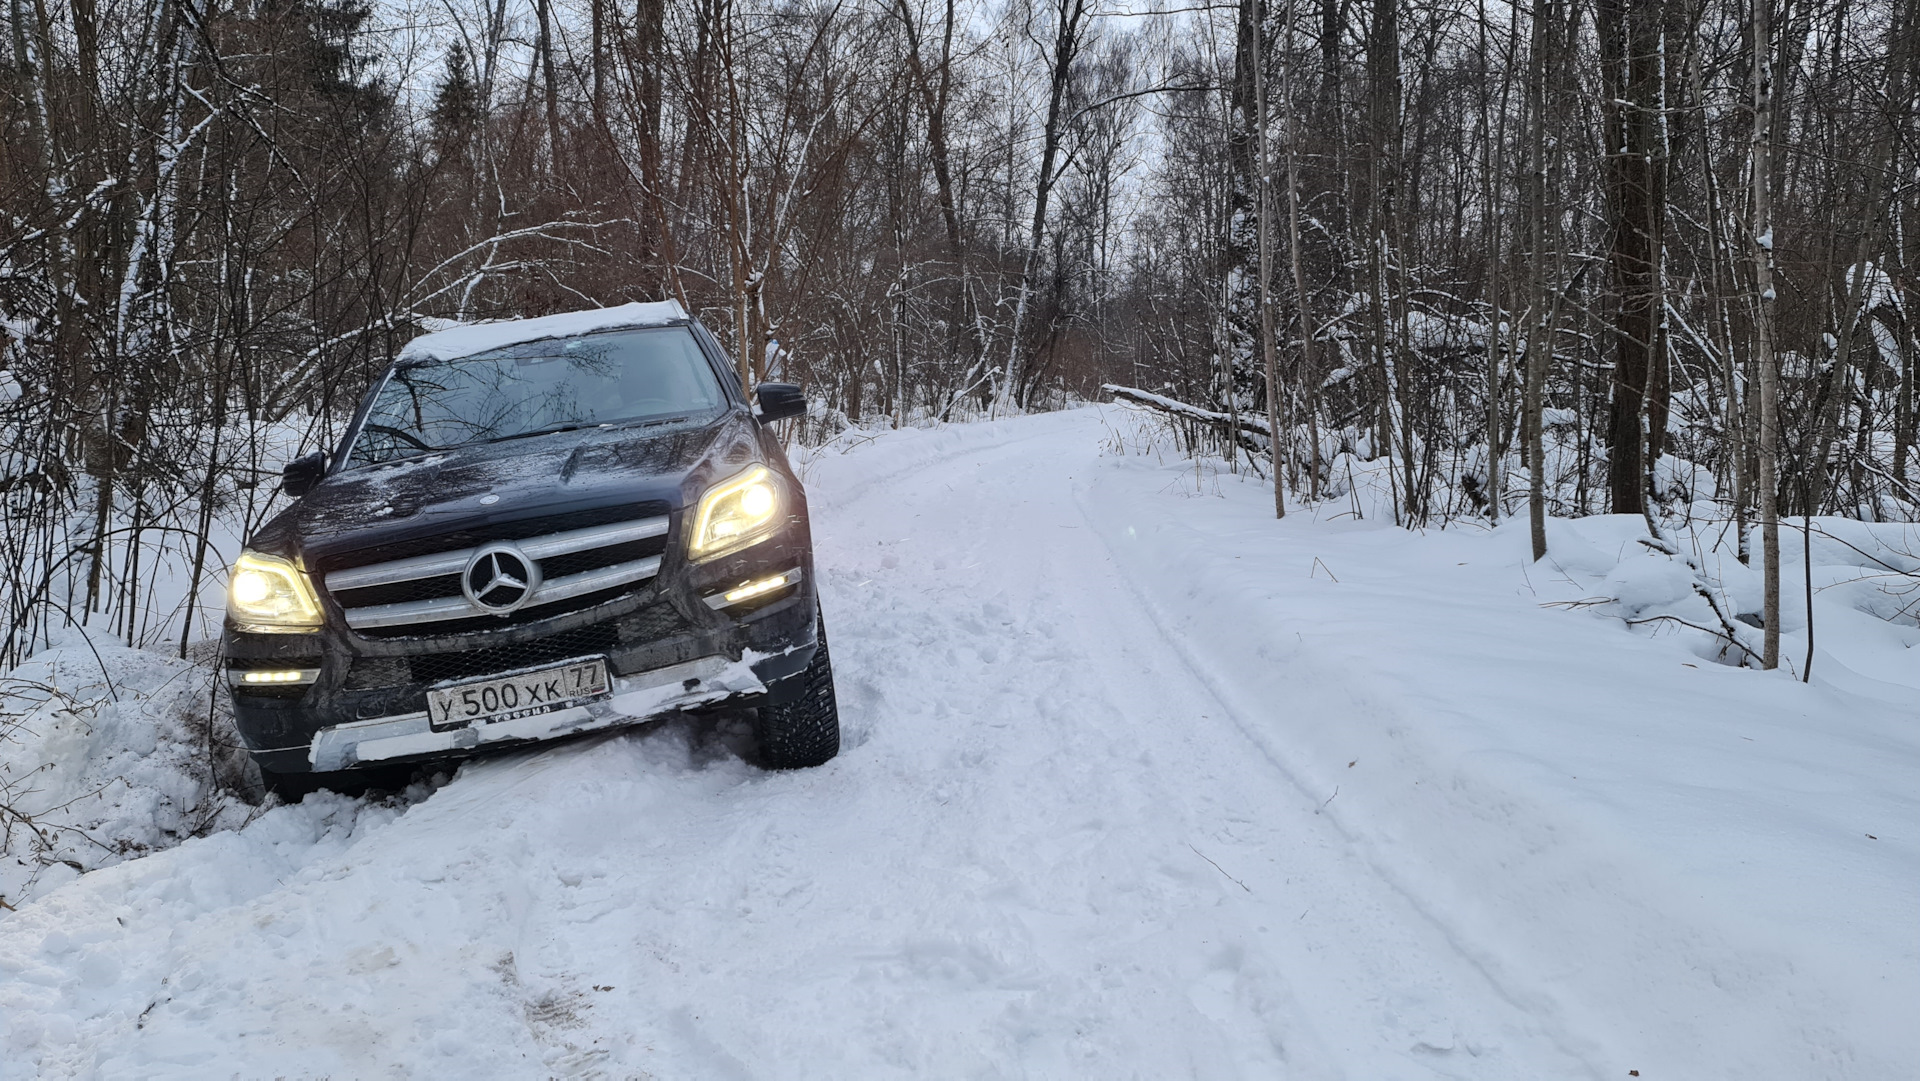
left=220, top=302, right=839, bottom=798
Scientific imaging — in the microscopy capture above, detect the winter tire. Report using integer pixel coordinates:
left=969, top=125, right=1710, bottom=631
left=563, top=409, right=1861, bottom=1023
left=754, top=621, right=841, bottom=769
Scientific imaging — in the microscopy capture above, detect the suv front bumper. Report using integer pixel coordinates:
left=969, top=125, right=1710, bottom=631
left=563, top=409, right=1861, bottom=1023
left=225, top=535, right=818, bottom=775
left=304, top=650, right=795, bottom=771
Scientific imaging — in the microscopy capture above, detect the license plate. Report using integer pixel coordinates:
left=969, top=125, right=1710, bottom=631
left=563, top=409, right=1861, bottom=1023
left=427, top=657, right=610, bottom=730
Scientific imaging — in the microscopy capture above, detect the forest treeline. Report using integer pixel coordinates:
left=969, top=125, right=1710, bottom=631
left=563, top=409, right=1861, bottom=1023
left=0, top=0, right=1913, bottom=662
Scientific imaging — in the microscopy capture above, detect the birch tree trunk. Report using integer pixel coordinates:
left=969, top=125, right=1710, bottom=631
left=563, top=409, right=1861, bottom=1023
left=1281, top=0, right=1319, bottom=501
left=1751, top=0, right=1782, bottom=668
left=1365, top=0, right=1401, bottom=519
left=1525, top=0, right=1552, bottom=560
left=535, top=0, right=565, bottom=174
left=1253, top=0, right=1287, bottom=518
left=1476, top=0, right=1514, bottom=522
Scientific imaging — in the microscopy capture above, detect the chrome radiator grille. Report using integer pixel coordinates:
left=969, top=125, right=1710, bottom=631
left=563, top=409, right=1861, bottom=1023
left=325, top=516, right=669, bottom=634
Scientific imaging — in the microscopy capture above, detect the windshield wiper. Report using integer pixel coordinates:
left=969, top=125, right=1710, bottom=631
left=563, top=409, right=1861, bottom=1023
left=485, top=421, right=599, bottom=445
left=638, top=412, right=700, bottom=427
left=362, top=423, right=440, bottom=452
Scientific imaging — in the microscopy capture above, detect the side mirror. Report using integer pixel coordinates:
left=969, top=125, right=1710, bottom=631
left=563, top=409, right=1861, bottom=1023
left=754, top=382, right=805, bottom=424
left=281, top=451, right=327, bottom=498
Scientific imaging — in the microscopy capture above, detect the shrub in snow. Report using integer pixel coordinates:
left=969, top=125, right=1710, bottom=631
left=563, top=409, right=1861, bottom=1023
left=1539, top=514, right=1920, bottom=677
left=0, top=636, right=258, bottom=913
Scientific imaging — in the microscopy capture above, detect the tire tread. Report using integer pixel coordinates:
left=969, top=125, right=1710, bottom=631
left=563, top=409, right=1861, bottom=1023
left=755, top=624, right=841, bottom=769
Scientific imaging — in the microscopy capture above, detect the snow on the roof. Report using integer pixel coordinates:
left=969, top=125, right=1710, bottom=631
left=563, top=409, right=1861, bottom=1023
left=398, top=300, right=689, bottom=362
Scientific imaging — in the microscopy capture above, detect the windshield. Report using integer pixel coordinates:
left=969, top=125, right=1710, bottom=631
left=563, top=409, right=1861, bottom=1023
left=349, top=326, right=725, bottom=466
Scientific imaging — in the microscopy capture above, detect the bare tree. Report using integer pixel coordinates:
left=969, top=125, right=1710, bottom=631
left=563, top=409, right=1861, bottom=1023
left=1749, top=0, right=1781, bottom=668
left=1, top=0, right=1915, bottom=663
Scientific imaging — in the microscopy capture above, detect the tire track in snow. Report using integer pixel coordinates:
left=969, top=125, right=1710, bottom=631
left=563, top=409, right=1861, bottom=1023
left=808, top=409, right=1599, bottom=1078
left=1064, top=437, right=1610, bottom=1073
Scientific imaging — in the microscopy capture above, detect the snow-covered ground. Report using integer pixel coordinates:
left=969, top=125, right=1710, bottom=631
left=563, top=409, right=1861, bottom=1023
left=1, top=407, right=1914, bottom=1078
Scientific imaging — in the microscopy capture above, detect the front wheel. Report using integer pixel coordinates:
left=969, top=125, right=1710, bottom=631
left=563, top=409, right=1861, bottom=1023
left=754, top=622, right=841, bottom=769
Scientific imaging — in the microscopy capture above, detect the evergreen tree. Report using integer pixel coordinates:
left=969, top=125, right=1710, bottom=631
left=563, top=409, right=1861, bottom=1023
left=431, top=44, right=482, bottom=155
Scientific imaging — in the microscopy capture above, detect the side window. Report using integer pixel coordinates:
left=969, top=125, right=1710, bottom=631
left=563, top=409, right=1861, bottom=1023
left=691, top=322, right=747, bottom=399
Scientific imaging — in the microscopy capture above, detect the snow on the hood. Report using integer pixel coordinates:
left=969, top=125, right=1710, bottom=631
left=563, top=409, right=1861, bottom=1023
left=398, top=301, right=690, bottom=362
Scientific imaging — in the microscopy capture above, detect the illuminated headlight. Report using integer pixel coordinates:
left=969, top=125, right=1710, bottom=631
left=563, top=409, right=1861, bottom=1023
left=688, top=465, right=783, bottom=561
left=226, top=550, right=324, bottom=632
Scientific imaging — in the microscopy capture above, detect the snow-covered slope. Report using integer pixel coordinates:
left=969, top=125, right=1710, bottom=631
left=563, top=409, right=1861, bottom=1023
left=0, top=640, right=260, bottom=911
left=1, top=408, right=1912, bottom=1078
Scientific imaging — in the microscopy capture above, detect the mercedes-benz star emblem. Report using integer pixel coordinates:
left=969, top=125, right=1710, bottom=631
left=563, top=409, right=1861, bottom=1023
left=462, top=543, right=541, bottom=615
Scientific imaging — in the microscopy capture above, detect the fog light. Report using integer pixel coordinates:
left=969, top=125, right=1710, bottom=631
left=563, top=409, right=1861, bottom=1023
left=230, top=668, right=320, bottom=686
left=704, top=568, right=803, bottom=610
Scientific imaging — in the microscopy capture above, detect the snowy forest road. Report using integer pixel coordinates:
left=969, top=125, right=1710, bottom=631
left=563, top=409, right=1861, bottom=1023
left=2, top=409, right=1909, bottom=1079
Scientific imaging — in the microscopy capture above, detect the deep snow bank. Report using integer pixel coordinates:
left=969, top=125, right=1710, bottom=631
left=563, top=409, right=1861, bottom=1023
left=0, top=637, right=258, bottom=913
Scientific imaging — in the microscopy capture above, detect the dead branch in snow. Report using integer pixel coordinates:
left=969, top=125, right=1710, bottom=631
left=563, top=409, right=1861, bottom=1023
left=1623, top=613, right=1769, bottom=668
left=1633, top=534, right=1770, bottom=667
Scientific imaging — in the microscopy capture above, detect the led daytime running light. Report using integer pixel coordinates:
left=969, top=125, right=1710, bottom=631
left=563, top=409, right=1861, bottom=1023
left=232, top=668, right=319, bottom=685
left=704, top=568, right=803, bottom=609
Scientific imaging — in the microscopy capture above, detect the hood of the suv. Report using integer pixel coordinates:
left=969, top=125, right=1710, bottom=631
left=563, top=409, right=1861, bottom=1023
left=251, top=409, right=765, bottom=568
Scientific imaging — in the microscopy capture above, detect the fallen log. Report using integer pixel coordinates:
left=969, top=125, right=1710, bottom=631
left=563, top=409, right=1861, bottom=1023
left=1101, top=384, right=1273, bottom=438
left=1101, top=385, right=1275, bottom=468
